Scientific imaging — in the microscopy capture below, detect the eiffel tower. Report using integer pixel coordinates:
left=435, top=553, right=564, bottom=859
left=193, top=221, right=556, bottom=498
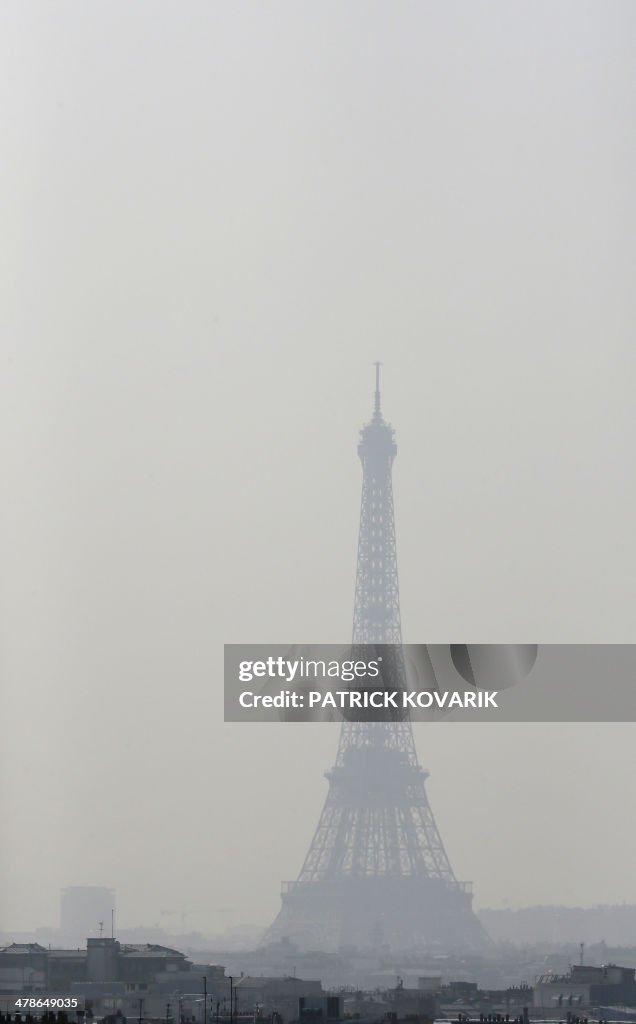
left=264, top=367, right=487, bottom=952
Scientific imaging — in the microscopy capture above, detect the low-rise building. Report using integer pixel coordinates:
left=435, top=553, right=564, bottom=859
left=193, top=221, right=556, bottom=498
left=534, top=965, right=636, bottom=1010
left=234, top=976, right=324, bottom=1021
left=0, top=939, right=193, bottom=995
left=0, top=944, right=48, bottom=994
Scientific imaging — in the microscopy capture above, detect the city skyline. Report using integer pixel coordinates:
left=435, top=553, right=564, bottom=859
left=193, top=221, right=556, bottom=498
left=2, top=1, right=635, bottom=936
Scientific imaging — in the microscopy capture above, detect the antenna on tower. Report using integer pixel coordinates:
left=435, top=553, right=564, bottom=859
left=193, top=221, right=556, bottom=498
left=374, top=361, right=382, bottom=416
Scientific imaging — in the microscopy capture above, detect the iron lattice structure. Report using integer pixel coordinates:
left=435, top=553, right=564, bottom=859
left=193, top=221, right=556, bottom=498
left=264, top=368, right=487, bottom=951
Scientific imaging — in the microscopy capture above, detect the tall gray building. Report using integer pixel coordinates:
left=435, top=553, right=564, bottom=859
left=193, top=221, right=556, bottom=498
left=60, top=886, right=116, bottom=940
left=264, top=370, right=486, bottom=951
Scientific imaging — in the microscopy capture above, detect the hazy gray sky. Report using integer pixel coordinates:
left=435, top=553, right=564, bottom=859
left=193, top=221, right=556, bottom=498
left=1, top=2, right=635, bottom=934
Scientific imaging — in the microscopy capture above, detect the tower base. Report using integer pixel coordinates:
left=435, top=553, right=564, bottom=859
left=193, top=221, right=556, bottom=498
left=264, top=875, right=488, bottom=953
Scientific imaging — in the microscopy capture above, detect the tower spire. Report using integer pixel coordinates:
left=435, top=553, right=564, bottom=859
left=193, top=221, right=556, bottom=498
left=374, top=361, right=382, bottom=418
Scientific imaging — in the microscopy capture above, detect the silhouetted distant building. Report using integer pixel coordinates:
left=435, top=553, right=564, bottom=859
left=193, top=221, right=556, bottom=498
left=60, top=888, right=116, bottom=941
